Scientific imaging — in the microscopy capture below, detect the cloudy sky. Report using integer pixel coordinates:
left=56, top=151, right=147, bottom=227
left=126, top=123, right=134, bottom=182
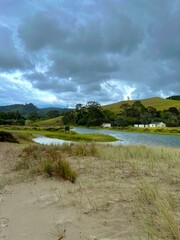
left=0, top=0, right=179, bottom=108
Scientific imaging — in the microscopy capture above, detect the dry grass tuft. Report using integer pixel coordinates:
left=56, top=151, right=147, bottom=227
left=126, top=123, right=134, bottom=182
left=15, top=142, right=180, bottom=238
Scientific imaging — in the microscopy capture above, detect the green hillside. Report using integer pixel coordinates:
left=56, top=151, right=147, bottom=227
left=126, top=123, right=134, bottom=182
left=31, top=116, right=63, bottom=126
left=0, top=103, right=38, bottom=114
left=103, top=97, right=180, bottom=114
left=0, top=103, right=70, bottom=115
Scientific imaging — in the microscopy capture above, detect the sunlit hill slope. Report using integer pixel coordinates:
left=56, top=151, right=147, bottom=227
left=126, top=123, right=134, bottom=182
left=103, top=97, right=180, bottom=114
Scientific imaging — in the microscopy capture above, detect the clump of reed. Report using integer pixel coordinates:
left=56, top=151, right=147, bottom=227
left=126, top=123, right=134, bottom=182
left=16, top=144, right=74, bottom=183
left=16, top=142, right=98, bottom=183
left=95, top=144, right=180, bottom=239
left=15, top=142, right=180, bottom=238
left=135, top=181, right=179, bottom=239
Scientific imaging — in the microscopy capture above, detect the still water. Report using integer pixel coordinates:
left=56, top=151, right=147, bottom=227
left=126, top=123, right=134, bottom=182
left=33, top=127, right=180, bottom=148
left=33, top=136, right=69, bottom=145
left=73, top=127, right=180, bottom=148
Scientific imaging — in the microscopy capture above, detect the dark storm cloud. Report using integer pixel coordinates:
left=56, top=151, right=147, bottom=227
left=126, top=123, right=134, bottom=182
left=18, top=7, right=144, bottom=54
left=148, top=12, right=180, bottom=60
left=0, top=0, right=180, bottom=107
left=50, top=53, right=119, bottom=81
left=0, top=25, right=24, bottom=70
left=102, top=13, right=144, bottom=54
left=18, top=11, right=69, bottom=51
left=24, top=71, right=78, bottom=93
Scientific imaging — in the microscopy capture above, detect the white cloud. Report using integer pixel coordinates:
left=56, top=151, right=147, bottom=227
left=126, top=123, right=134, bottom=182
left=101, top=79, right=136, bottom=102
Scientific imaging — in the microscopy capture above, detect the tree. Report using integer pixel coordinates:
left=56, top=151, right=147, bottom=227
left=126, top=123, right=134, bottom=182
left=140, top=112, right=152, bottom=124
left=62, top=111, right=76, bottom=125
left=161, top=111, right=178, bottom=126
left=147, top=106, right=158, bottom=118
left=85, top=101, right=105, bottom=126
left=120, top=103, right=131, bottom=116
left=114, top=116, right=128, bottom=127
left=168, top=107, right=179, bottom=116
left=75, top=103, right=83, bottom=111
left=47, top=110, right=60, bottom=119
left=27, top=112, right=40, bottom=121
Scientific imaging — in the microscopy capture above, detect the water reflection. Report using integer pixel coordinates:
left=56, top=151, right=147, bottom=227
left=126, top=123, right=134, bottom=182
left=73, top=127, right=180, bottom=147
left=32, top=128, right=180, bottom=148
left=33, top=136, right=69, bottom=145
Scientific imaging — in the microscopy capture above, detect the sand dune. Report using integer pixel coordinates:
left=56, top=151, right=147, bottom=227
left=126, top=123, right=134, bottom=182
left=0, top=143, right=137, bottom=240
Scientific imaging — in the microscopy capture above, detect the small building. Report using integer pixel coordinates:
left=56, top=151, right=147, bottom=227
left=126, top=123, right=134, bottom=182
left=101, top=123, right=111, bottom=128
left=138, top=124, right=145, bottom=128
left=149, top=122, right=166, bottom=128
left=134, top=122, right=166, bottom=128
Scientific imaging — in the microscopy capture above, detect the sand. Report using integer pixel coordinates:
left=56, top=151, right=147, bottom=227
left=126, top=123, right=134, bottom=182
left=0, top=143, right=137, bottom=240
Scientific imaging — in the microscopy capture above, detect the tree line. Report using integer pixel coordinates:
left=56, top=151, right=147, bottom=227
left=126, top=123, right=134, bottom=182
left=63, top=100, right=180, bottom=127
left=0, top=100, right=180, bottom=127
left=0, top=109, right=66, bottom=125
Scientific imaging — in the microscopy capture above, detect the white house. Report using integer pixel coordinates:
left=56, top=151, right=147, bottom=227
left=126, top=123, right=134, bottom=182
left=101, top=123, right=111, bottom=128
left=149, top=122, right=166, bottom=127
left=138, top=124, right=145, bottom=128
left=134, top=122, right=166, bottom=128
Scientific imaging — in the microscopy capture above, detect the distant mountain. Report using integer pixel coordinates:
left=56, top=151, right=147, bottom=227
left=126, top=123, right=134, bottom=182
left=103, top=97, right=180, bottom=113
left=0, top=103, right=38, bottom=114
left=0, top=103, right=71, bottom=115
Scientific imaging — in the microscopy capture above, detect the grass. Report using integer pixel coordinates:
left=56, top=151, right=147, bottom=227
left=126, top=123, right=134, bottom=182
left=0, top=131, right=19, bottom=143
left=111, top=126, right=180, bottom=136
left=30, top=116, right=63, bottom=126
left=1, top=139, right=179, bottom=238
left=136, top=181, right=179, bottom=239
left=103, top=97, right=180, bottom=113
left=0, top=126, right=117, bottom=142
left=62, top=143, right=179, bottom=239
left=16, top=144, right=79, bottom=183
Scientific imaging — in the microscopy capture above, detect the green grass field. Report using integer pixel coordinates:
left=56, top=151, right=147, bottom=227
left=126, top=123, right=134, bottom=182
left=30, top=116, right=63, bottom=126
left=103, top=97, right=180, bottom=113
left=0, top=126, right=117, bottom=143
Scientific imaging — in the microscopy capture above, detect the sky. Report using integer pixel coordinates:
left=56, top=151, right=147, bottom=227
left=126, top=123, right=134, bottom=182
left=0, top=0, right=180, bottom=108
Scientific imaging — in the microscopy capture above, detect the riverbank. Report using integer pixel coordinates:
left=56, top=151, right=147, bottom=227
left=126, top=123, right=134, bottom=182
left=0, top=141, right=179, bottom=239
left=112, top=126, right=180, bottom=136
left=73, top=127, right=180, bottom=147
left=0, top=126, right=117, bottom=143
left=87, top=126, right=180, bottom=136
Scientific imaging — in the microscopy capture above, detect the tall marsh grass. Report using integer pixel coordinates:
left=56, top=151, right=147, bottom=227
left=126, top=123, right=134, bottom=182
left=16, top=143, right=98, bottom=183
left=16, top=142, right=180, bottom=238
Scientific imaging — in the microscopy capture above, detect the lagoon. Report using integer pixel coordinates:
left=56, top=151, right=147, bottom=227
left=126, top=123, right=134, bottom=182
left=33, top=135, right=69, bottom=145
left=73, top=127, right=180, bottom=147
left=33, top=128, right=180, bottom=147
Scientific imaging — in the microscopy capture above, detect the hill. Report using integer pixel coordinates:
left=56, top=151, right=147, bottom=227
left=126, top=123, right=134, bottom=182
left=0, top=103, right=38, bottom=114
left=103, top=97, right=180, bottom=113
left=0, top=103, right=70, bottom=115
left=31, top=116, right=63, bottom=126
left=38, top=107, right=70, bottom=115
left=166, top=95, right=180, bottom=100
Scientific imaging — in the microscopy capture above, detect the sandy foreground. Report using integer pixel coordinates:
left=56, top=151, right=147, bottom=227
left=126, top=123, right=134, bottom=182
left=0, top=142, right=137, bottom=240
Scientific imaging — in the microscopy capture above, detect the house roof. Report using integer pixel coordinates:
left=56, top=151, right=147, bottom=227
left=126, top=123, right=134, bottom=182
left=151, top=122, right=165, bottom=124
